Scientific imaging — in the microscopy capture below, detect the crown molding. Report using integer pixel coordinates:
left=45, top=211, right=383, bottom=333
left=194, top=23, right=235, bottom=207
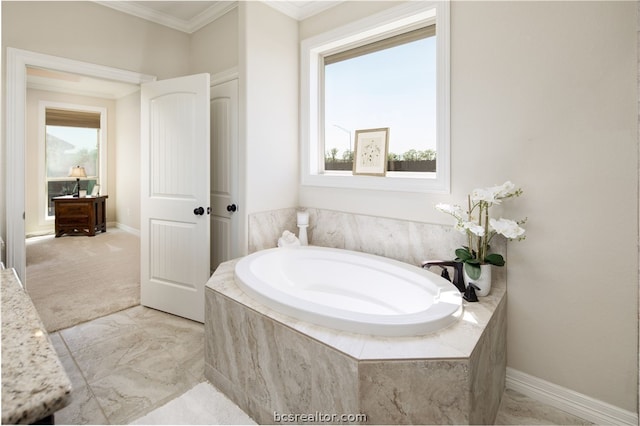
left=94, top=1, right=237, bottom=34
left=188, top=1, right=238, bottom=32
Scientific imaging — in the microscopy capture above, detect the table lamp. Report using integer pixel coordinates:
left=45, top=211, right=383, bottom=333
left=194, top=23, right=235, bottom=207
left=69, top=166, right=87, bottom=197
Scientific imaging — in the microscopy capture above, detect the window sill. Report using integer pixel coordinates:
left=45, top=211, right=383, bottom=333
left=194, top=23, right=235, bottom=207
left=301, top=171, right=447, bottom=193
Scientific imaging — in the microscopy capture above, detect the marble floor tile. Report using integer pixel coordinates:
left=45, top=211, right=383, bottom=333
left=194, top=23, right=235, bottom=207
left=59, top=310, right=139, bottom=353
left=145, top=319, right=204, bottom=355
left=48, top=332, right=71, bottom=358
left=72, top=328, right=166, bottom=383
left=175, top=344, right=206, bottom=383
left=55, top=384, right=108, bottom=425
left=122, top=305, right=193, bottom=328
left=89, top=350, right=197, bottom=424
left=51, top=306, right=205, bottom=424
left=57, top=353, right=88, bottom=393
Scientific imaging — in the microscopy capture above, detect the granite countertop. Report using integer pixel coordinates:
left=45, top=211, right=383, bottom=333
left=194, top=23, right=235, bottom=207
left=1, top=268, right=72, bottom=424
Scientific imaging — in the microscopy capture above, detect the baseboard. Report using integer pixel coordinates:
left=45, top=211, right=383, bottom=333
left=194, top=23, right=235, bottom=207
left=113, top=222, right=140, bottom=237
left=506, top=368, right=638, bottom=426
left=25, top=230, right=55, bottom=239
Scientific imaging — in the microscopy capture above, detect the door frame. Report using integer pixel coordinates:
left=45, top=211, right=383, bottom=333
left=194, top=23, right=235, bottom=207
left=5, top=47, right=155, bottom=281
left=210, top=68, right=245, bottom=268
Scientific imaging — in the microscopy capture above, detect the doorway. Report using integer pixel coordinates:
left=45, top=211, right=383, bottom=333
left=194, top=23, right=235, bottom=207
left=7, top=49, right=242, bottom=324
left=6, top=47, right=156, bottom=282
left=210, top=76, right=240, bottom=272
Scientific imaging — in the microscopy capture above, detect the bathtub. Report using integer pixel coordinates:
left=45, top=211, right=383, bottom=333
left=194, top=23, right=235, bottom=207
left=234, top=246, right=463, bottom=336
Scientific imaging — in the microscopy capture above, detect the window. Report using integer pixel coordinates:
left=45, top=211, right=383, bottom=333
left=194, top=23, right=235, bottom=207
left=324, top=26, right=436, bottom=174
left=301, top=1, right=450, bottom=193
left=44, top=107, right=103, bottom=217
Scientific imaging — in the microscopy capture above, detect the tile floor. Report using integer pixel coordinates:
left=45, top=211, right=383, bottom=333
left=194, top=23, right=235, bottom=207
left=50, top=305, right=593, bottom=425
left=50, top=305, right=205, bottom=424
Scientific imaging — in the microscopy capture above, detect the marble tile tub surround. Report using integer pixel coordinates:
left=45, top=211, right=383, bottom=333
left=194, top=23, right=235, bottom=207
left=248, top=207, right=507, bottom=269
left=205, top=258, right=507, bottom=424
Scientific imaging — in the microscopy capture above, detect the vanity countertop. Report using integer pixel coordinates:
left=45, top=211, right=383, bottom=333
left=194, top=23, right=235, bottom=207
left=1, top=268, right=72, bottom=424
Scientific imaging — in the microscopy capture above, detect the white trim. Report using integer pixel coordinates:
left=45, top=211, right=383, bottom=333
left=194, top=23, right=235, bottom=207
left=5, top=47, right=155, bottom=281
left=38, top=101, right=47, bottom=225
left=24, top=232, right=55, bottom=240
left=210, top=67, right=239, bottom=86
left=506, top=368, right=638, bottom=426
left=299, top=1, right=450, bottom=194
left=94, top=1, right=238, bottom=34
left=114, top=222, right=140, bottom=237
left=6, top=48, right=27, bottom=281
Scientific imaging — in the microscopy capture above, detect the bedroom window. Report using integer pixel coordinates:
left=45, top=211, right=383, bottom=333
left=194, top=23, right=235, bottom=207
left=301, top=1, right=450, bottom=193
left=44, top=107, right=102, bottom=217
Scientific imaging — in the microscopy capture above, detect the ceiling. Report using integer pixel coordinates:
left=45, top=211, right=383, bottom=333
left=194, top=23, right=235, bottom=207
left=95, top=1, right=343, bottom=33
left=27, top=1, right=343, bottom=97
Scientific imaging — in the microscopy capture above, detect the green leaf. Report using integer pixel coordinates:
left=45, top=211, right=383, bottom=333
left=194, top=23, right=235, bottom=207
left=455, top=248, right=472, bottom=261
left=485, top=253, right=505, bottom=266
left=464, top=262, right=481, bottom=280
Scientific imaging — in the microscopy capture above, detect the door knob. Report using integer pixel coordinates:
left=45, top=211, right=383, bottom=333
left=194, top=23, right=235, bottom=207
left=226, top=204, right=237, bottom=213
left=193, top=207, right=205, bottom=215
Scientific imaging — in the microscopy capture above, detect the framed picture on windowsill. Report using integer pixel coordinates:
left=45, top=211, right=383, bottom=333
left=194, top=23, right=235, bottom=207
left=353, top=128, right=389, bottom=176
left=91, top=184, right=100, bottom=196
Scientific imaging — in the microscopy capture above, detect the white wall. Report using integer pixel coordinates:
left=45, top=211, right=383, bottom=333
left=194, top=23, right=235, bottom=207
left=299, top=0, right=638, bottom=413
left=114, top=91, right=141, bottom=232
left=1, top=2, right=190, bottom=80
left=239, top=2, right=299, bottom=239
left=190, top=6, right=239, bottom=76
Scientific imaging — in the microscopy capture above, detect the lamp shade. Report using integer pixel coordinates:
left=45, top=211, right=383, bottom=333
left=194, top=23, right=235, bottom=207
left=69, top=166, right=87, bottom=178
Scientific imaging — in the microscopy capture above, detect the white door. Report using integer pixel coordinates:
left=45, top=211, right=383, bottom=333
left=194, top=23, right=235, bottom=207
left=210, top=79, right=239, bottom=272
left=140, top=73, right=210, bottom=323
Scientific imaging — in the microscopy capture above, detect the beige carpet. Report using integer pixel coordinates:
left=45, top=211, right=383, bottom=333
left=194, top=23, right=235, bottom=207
left=26, top=228, right=140, bottom=332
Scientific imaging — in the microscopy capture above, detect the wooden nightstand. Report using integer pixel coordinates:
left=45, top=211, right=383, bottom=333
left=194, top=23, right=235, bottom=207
left=53, top=195, right=108, bottom=237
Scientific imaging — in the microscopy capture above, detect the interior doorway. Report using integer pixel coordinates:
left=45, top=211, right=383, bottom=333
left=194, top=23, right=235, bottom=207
left=6, top=47, right=155, bottom=282
left=20, top=65, right=144, bottom=330
left=7, top=49, right=243, bottom=316
left=210, top=76, right=240, bottom=272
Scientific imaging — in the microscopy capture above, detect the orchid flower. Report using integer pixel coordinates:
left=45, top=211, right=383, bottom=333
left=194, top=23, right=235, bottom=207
left=435, top=181, right=526, bottom=280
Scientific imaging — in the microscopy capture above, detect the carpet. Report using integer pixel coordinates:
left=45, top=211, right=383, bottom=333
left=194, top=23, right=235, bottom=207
left=26, top=228, right=140, bottom=332
left=129, top=382, right=256, bottom=425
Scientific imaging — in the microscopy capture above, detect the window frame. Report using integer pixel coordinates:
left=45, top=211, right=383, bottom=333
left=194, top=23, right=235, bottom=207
left=300, top=1, right=450, bottom=193
left=38, top=101, right=107, bottom=224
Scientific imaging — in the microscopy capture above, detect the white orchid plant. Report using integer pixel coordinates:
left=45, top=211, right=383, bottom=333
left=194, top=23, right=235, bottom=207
left=436, top=181, right=526, bottom=280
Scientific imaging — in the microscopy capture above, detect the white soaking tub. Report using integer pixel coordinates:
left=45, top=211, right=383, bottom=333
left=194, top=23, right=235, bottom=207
left=234, top=246, right=462, bottom=336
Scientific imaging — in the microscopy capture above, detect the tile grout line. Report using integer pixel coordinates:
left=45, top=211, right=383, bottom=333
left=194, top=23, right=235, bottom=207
left=59, top=306, right=205, bottom=424
left=59, top=330, right=113, bottom=424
